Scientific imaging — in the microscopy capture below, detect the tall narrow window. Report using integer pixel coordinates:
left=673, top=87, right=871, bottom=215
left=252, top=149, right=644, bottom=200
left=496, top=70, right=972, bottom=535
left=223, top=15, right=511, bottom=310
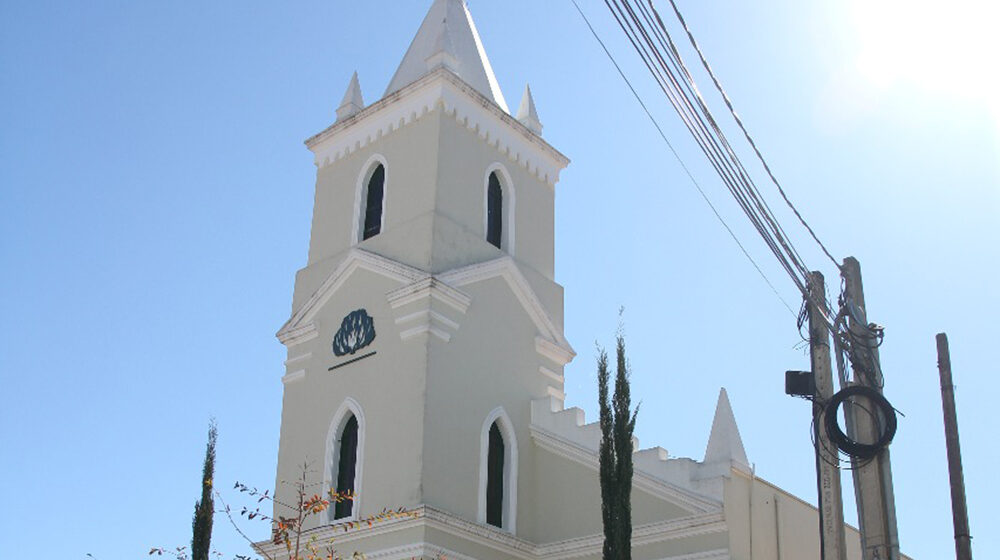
left=363, top=165, right=385, bottom=240
left=486, top=172, right=502, bottom=249
left=334, top=415, right=359, bottom=519
left=486, top=422, right=505, bottom=527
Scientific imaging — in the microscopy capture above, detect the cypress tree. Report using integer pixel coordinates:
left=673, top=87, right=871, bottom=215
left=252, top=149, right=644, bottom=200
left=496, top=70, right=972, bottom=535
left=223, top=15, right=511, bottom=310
left=598, top=333, right=638, bottom=560
left=191, top=420, right=217, bottom=560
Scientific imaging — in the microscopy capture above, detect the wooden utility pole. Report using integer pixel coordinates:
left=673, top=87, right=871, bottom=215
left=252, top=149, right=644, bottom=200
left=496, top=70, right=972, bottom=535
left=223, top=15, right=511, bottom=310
left=936, top=333, right=973, bottom=560
left=841, top=257, right=900, bottom=560
left=808, top=271, right=847, bottom=560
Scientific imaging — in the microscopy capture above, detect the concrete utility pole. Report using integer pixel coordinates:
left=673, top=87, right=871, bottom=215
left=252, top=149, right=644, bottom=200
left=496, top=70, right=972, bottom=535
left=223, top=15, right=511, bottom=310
left=841, top=257, right=900, bottom=560
left=808, top=271, right=848, bottom=560
left=936, top=333, right=973, bottom=560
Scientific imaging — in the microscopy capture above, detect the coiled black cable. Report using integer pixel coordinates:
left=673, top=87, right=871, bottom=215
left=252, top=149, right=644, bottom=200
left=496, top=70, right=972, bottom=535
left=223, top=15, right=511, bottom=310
left=824, top=385, right=897, bottom=459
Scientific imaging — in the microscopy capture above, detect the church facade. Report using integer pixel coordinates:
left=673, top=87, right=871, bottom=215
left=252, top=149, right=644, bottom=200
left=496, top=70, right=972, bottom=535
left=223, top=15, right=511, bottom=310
left=263, top=2, right=876, bottom=559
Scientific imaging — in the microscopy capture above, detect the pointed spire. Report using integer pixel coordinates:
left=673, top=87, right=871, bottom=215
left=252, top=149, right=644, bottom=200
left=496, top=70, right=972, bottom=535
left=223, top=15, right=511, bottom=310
left=516, top=84, right=543, bottom=136
left=703, top=388, right=750, bottom=469
left=336, top=71, right=365, bottom=122
left=384, top=0, right=509, bottom=112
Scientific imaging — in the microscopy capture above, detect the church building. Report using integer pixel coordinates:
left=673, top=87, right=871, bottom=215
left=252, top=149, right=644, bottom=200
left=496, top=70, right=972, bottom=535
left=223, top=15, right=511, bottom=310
left=264, top=2, right=883, bottom=559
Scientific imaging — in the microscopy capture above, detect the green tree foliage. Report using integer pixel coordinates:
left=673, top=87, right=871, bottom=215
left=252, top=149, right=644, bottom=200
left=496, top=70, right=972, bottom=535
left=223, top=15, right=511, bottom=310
left=598, top=333, right=638, bottom=560
left=192, top=420, right=218, bottom=560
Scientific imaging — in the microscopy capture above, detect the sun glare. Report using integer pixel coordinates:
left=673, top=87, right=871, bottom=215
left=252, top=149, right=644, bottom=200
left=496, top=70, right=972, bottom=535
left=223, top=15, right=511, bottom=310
left=850, top=0, right=999, bottom=122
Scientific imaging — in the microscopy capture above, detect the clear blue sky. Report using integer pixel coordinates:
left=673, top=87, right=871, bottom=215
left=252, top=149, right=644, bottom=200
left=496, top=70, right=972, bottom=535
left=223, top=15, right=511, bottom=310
left=1, top=1, right=996, bottom=558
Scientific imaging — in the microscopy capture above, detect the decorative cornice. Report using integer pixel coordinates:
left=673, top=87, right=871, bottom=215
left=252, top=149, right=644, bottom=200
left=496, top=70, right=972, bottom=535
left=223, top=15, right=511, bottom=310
left=276, top=322, right=318, bottom=347
left=423, top=505, right=535, bottom=556
left=305, top=68, right=569, bottom=187
left=283, top=352, right=313, bottom=366
left=546, top=386, right=566, bottom=401
left=536, top=515, right=727, bottom=560
left=386, top=277, right=471, bottom=314
left=277, top=253, right=572, bottom=360
left=255, top=505, right=726, bottom=560
left=440, top=256, right=575, bottom=362
left=539, top=366, right=564, bottom=384
left=281, top=369, right=305, bottom=384
left=277, top=249, right=427, bottom=345
left=395, top=309, right=461, bottom=343
left=652, top=551, right=730, bottom=560
left=535, top=336, right=575, bottom=366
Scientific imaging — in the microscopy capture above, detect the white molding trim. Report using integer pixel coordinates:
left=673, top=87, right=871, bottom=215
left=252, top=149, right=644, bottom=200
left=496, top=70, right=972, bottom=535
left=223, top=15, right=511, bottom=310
left=254, top=505, right=726, bottom=560
left=324, top=397, right=366, bottom=524
left=283, top=352, right=312, bottom=366
left=277, top=249, right=427, bottom=345
left=529, top=425, right=721, bottom=514
left=651, top=551, right=730, bottom=560
left=546, top=386, right=565, bottom=401
left=364, top=543, right=480, bottom=560
left=277, top=322, right=318, bottom=347
left=440, top=257, right=574, bottom=361
left=386, top=277, right=471, bottom=314
left=535, top=336, right=575, bottom=366
left=483, top=162, right=516, bottom=256
left=536, top=514, right=728, bottom=560
left=478, top=406, right=519, bottom=534
left=394, top=309, right=461, bottom=343
left=399, top=323, right=452, bottom=342
left=305, top=68, right=570, bottom=187
left=352, top=154, right=389, bottom=246
left=281, top=369, right=305, bottom=384
left=539, top=366, right=564, bottom=384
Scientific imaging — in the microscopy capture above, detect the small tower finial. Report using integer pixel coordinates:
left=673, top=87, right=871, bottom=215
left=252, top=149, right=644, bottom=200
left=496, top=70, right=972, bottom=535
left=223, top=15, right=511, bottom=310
left=336, top=71, right=365, bottom=122
left=516, top=84, right=543, bottom=136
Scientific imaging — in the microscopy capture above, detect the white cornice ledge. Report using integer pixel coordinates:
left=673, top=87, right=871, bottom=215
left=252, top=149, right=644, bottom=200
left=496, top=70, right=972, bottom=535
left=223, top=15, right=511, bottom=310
left=440, top=256, right=575, bottom=361
left=305, top=68, right=570, bottom=187
left=276, top=322, right=318, bottom=347
left=536, top=336, right=575, bottom=366
left=386, top=277, right=472, bottom=313
left=254, top=505, right=726, bottom=560
left=277, top=249, right=427, bottom=346
left=536, top=515, right=727, bottom=560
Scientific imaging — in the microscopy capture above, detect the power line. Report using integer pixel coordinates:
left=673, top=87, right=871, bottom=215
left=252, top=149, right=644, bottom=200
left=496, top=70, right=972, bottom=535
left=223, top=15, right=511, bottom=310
left=660, top=0, right=841, bottom=270
left=568, top=0, right=797, bottom=318
left=597, top=0, right=839, bottom=326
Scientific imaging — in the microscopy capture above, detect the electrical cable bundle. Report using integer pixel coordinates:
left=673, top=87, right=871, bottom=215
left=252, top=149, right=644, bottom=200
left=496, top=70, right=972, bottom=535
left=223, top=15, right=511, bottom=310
left=574, top=1, right=901, bottom=454
left=596, top=0, right=840, bottom=326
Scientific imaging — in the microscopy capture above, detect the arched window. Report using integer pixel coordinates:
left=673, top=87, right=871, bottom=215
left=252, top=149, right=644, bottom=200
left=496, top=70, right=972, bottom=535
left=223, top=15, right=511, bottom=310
left=486, top=422, right=505, bottom=527
left=333, top=415, right=359, bottom=519
left=478, top=407, right=518, bottom=532
left=327, top=399, right=365, bottom=523
left=486, top=172, right=502, bottom=248
left=362, top=164, right=385, bottom=240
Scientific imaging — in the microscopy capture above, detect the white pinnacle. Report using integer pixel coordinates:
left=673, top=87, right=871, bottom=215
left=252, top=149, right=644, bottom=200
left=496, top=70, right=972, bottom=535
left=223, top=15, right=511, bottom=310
left=516, top=84, right=543, bottom=136
left=336, top=71, right=365, bottom=122
left=703, top=387, right=750, bottom=469
left=384, top=0, right=509, bottom=112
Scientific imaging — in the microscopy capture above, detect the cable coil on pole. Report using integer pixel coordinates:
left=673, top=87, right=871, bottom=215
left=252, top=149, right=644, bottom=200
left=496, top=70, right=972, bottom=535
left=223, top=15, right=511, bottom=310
left=824, top=385, right=897, bottom=460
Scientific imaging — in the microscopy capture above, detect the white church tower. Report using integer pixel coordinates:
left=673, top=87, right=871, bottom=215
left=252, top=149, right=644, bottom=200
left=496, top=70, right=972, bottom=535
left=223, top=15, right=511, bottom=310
left=273, top=0, right=572, bottom=536
left=266, top=2, right=900, bottom=560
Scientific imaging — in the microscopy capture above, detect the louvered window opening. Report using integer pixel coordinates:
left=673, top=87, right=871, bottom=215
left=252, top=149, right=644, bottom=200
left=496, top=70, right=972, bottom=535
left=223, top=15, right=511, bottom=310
left=334, top=415, right=359, bottom=519
left=363, top=165, right=385, bottom=240
left=487, top=172, right=502, bottom=249
left=486, top=422, right=505, bottom=527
